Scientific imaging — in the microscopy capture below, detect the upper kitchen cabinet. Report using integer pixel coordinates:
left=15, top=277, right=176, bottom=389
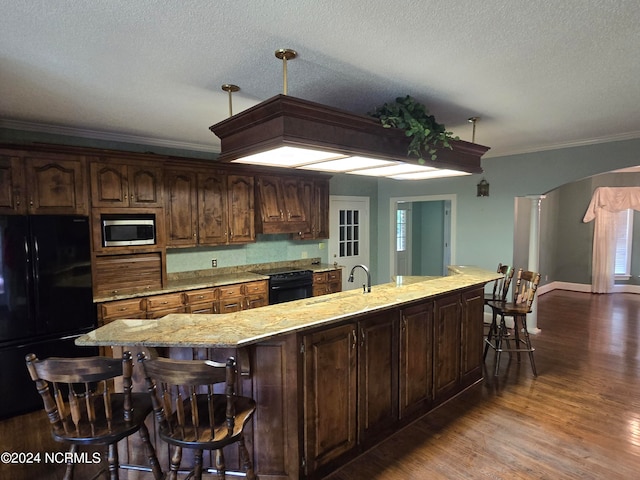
left=165, top=167, right=255, bottom=247
left=255, top=175, right=307, bottom=234
left=0, top=149, right=87, bottom=215
left=90, top=160, right=163, bottom=208
left=296, top=178, right=330, bottom=240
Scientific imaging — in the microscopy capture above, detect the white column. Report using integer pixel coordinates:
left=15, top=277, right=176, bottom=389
left=526, top=195, right=545, bottom=333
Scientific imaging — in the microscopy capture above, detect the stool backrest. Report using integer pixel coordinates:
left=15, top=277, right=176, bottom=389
left=138, top=354, right=238, bottom=441
left=491, top=263, right=515, bottom=301
left=25, top=352, right=134, bottom=435
left=512, top=269, right=541, bottom=309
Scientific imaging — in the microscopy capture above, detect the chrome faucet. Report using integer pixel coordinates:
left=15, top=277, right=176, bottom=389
left=348, top=264, right=371, bottom=293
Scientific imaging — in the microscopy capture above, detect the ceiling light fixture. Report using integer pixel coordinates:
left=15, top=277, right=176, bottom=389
left=221, top=84, right=240, bottom=116
left=210, top=50, right=490, bottom=180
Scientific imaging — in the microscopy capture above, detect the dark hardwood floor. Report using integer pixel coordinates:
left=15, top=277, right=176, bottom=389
left=326, top=290, right=640, bottom=480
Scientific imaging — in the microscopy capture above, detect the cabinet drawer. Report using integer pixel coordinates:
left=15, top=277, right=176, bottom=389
left=146, top=306, right=186, bottom=319
left=243, top=280, right=268, bottom=295
left=100, top=298, right=144, bottom=320
left=183, top=288, right=216, bottom=304
left=218, top=298, right=243, bottom=313
left=313, top=272, right=327, bottom=284
left=145, top=292, right=184, bottom=311
left=246, top=295, right=267, bottom=309
left=219, top=284, right=243, bottom=299
left=327, top=269, right=341, bottom=282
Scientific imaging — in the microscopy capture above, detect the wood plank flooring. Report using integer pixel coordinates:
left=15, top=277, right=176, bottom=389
left=326, top=290, right=640, bottom=480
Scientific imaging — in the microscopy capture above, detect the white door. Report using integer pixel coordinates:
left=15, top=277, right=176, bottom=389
left=329, top=196, right=370, bottom=291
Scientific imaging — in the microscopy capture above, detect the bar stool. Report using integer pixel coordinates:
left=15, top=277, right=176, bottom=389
left=484, top=269, right=541, bottom=376
left=25, top=351, right=163, bottom=480
left=138, top=353, right=257, bottom=480
left=483, top=263, right=515, bottom=360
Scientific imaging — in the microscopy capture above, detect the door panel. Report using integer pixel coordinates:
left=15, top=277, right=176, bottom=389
left=329, top=196, right=370, bottom=290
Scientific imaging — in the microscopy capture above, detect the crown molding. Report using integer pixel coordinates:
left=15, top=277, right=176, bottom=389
left=0, top=119, right=219, bottom=153
left=484, top=130, right=640, bottom=159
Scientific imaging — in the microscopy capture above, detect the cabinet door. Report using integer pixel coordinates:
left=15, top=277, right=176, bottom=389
left=128, top=165, right=163, bottom=207
left=314, top=179, right=330, bottom=239
left=227, top=175, right=255, bottom=244
left=256, top=176, right=284, bottom=224
left=303, top=323, right=357, bottom=474
left=281, top=177, right=306, bottom=223
left=0, top=155, right=25, bottom=214
left=165, top=170, right=198, bottom=246
left=358, top=311, right=398, bottom=444
left=25, top=155, right=86, bottom=214
left=297, top=179, right=314, bottom=239
left=90, top=162, right=128, bottom=207
left=433, top=293, right=461, bottom=402
left=399, top=302, right=433, bottom=419
left=198, top=172, right=228, bottom=245
left=460, top=287, right=484, bottom=387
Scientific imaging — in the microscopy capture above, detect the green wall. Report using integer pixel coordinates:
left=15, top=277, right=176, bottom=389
left=3, top=127, right=639, bottom=285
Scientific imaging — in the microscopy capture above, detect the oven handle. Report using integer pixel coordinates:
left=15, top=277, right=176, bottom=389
left=270, top=282, right=313, bottom=290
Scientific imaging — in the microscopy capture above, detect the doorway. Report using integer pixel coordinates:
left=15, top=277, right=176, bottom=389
left=328, top=196, right=370, bottom=290
left=389, top=195, right=456, bottom=277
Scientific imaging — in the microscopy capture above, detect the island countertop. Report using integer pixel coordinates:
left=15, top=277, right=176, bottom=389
left=77, top=266, right=499, bottom=349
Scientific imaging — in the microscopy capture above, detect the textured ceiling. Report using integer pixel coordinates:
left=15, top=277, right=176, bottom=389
left=1, top=0, right=640, bottom=159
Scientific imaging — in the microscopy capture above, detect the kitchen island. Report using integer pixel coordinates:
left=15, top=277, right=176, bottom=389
left=77, top=266, right=499, bottom=480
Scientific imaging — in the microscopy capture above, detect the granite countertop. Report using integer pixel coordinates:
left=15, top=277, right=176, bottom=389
left=93, top=261, right=342, bottom=303
left=78, top=266, right=500, bottom=349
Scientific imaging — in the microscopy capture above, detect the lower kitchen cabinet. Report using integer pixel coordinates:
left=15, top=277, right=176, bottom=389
left=302, top=322, right=358, bottom=476
left=357, top=311, right=398, bottom=445
left=301, top=288, right=483, bottom=479
left=312, top=268, right=342, bottom=296
left=399, top=301, right=434, bottom=419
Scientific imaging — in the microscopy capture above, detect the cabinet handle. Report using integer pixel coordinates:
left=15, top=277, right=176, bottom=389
left=118, top=307, right=128, bottom=312
left=197, top=295, right=204, bottom=299
left=360, top=329, right=365, bottom=347
left=16, top=195, right=21, bottom=206
left=280, top=210, right=283, bottom=219
left=288, top=211, right=291, bottom=220
left=29, top=198, right=34, bottom=206
left=401, top=317, right=407, bottom=332
left=351, top=329, right=357, bottom=350
left=230, top=230, right=233, bottom=238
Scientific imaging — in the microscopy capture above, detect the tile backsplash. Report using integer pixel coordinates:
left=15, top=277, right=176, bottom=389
left=166, top=234, right=328, bottom=273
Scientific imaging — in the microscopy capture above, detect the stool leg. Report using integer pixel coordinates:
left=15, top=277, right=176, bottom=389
left=483, top=309, right=498, bottom=361
left=107, top=443, right=119, bottom=480
left=238, top=434, right=256, bottom=480
left=519, top=315, right=538, bottom=377
left=215, top=449, right=226, bottom=480
left=168, top=446, right=182, bottom=480
left=193, top=449, right=203, bottom=480
left=494, top=314, right=505, bottom=376
left=513, top=317, right=522, bottom=363
left=138, top=423, right=163, bottom=479
left=62, top=444, right=77, bottom=480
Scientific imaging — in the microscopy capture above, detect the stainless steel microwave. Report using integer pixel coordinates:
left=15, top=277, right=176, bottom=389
left=101, top=214, right=156, bottom=247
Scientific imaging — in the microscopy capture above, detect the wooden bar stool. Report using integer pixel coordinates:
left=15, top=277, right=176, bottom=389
left=138, top=353, right=257, bottom=480
left=25, top=351, right=163, bottom=480
left=483, top=263, right=515, bottom=361
left=484, top=269, right=541, bottom=376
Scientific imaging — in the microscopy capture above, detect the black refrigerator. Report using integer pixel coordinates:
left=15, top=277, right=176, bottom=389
left=0, top=215, right=98, bottom=419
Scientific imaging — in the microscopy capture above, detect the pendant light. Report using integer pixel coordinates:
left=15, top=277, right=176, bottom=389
left=210, top=50, right=489, bottom=179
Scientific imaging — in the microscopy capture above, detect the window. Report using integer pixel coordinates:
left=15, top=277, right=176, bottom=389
left=396, top=209, right=407, bottom=252
left=339, top=209, right=359, bottom=257
left=615, top=209, right=633, bottom=279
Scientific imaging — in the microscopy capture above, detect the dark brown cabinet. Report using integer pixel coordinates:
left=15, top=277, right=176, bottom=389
left=433, top=293, right=462, bottom=402
left=460, top=288, right=485, bottom=387
left=399, top=301, right=434, bottom=419
left=166, top=169, right=255, bottom=247
left=0, top=151, right=87, bottom=215
left=312, top=269, right=342, bottom=296
left=357, top=311, right=398, bottom=445
left=256, top=175, right=307, bottom=234
left=165, top=169, right=198, bottom=246
left=297, top=178, right=330, bottom=240
left=302, top=322, right=357, bottom=475
left=90, top=160, right=163, bottom=208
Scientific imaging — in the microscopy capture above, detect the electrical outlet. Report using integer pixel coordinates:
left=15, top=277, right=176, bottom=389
left=301, top=251, right=308, bottom=259
left=211, top=259, right=217, bottom=268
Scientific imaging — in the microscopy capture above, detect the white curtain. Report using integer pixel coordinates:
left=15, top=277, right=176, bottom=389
left=583, top=187, right=640, bottom=293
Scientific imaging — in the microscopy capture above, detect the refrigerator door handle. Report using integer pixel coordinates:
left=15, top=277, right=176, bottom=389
left=23, top=236, right=33, bottom=293
left=32, top=235, right=41, bottom=327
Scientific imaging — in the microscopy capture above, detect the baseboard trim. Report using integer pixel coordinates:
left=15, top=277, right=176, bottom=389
left=537, top=281, right=640, bottom=296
